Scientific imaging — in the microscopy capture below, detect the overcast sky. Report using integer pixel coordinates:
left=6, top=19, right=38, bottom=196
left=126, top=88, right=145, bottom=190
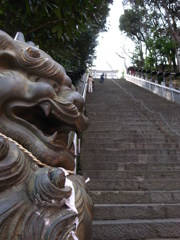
left=92, top=0, right=135, bottom=75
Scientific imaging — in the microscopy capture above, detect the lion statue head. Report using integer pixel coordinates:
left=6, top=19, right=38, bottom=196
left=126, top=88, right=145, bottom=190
left=0, top=30, right=88, bottom=171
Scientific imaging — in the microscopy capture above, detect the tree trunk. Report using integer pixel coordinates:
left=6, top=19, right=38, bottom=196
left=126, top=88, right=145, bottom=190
left=176, top=49, right=180, bottom=72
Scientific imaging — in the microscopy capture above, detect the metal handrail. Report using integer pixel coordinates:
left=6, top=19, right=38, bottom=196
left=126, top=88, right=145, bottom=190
left=70, top=72, right=89, bottom=174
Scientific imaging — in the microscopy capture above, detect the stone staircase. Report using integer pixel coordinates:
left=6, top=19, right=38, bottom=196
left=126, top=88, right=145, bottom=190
left=80, top=78, right=180, bottom=240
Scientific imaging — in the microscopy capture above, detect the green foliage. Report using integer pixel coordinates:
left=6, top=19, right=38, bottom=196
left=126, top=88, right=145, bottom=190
left=131, top=44, right=145, bottom=69
left=119, top=8, right=147, bottom=42
left=119, top=0, right=180, bottom=71
left=0, top=0, right=112, bottom=71
left=144, top=56, right=156, bottom=71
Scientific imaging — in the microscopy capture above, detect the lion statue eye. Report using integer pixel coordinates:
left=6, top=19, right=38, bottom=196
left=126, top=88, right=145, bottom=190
left=33, top=77, right=59, bottom=93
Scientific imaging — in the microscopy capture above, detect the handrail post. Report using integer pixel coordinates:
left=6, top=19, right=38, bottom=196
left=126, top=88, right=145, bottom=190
left=71, top=72, right=89, bottom=174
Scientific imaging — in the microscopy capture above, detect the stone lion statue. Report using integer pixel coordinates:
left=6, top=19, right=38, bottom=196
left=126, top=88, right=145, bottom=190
left=0, top=30, right=93, bottom=239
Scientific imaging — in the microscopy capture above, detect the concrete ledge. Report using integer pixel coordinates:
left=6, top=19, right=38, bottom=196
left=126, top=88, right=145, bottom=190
left=125, top=74, right=180, bottom=105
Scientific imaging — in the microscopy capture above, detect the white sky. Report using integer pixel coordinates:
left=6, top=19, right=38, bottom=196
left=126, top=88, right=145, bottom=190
left=92, top=0, right=135, bottom=75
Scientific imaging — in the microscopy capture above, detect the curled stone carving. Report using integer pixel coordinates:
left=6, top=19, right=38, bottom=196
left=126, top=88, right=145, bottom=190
left=0, top=30, right=93, bottom=239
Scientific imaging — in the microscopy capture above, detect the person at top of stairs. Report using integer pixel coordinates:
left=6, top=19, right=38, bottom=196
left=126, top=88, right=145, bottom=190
left=88, top=75, right=94, bottom=93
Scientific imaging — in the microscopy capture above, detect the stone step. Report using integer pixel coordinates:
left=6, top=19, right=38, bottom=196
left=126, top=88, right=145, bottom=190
left=87, top=112, right=151, bottom=118
left=88, top=115, right=180, bottom=121
left=86, top=109, right=144, bottom=113
left=85, top=123, right=175, bottom=130
left=85, top=127, right=175, bottom=136
left=92, top=218, right=180, bottom=240
left=88, top=121, right=158, bottom=126
left=87, top=126, right=162, bottom=131
left=80, top=153, right=179, bottom=163
left=90, top=190, right=180, bottom=204
left=81, top=147, right=180, bottom=155
left=84, top=126, right=171, bottom=132
left=83, top=170, right=180, bottom=180
left=147, top=238, right=180, bottom=240
left=86, top=103, right=180, bottom=109
left=87, top=104, right=142, bottom=107
left=88, top=121, right=180, bottom=131
left=88, top=121, right=180, bottom=130
left=82, top=162, right=180, bottom=171
left=87, top=111, right=144, bottom=115
left=83, top=132, right=178, bottom=139
left=83, top=137, right=180, bottom=144
left=89, top=119, right=179, bottom=124
left=86, top=128, right=178, bottom=137
left=94, top=203, right=180, bottom=220
left=82, top=142, right=180, bottom=149
left=87, top=100, right=174, bottom=108
left=87, top=101, right=129, bottom=105
left=94, top=112, right=179, bottom=121
left=87, top=179, right=180, bottom=191
left=86, top=103, right=180, bottom=110
left=86, top=109, right=180, bottom=119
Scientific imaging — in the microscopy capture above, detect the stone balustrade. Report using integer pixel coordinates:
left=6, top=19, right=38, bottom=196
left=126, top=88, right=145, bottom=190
left=125, top=72, right=180, bottom=105
left=127, top=67, right=180, bottom=90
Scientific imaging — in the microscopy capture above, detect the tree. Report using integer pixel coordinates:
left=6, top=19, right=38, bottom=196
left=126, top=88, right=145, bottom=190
left=149, top=0, right=180, bottom=71
left=120, top=0, right=180, bottom=71
left=0, top=0, right=112, bottom=71
left=119, top=5, right=152, bottom=68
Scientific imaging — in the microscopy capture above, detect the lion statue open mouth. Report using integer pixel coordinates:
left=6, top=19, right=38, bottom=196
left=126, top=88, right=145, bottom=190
left=0, top=30, right=88, bottom=171
left=0, top=30, right=93, bottom=240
